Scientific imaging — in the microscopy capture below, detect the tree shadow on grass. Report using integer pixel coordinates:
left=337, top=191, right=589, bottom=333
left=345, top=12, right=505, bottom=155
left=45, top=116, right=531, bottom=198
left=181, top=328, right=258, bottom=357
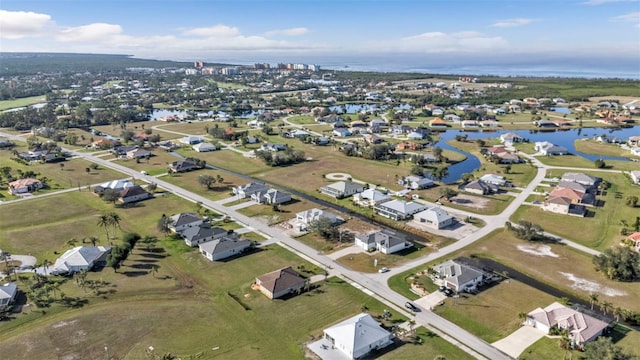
left=121, top=270, right=148, bottom=277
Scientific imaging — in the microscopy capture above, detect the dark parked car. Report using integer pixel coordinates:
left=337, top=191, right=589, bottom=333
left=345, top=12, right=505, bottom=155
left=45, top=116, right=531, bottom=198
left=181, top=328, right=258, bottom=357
left=405, top=302, right=419, bottom=312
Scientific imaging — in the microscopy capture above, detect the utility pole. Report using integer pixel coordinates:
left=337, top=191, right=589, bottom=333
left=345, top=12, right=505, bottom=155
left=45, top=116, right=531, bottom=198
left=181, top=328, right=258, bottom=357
left=104, top=344, right=109, bottom=360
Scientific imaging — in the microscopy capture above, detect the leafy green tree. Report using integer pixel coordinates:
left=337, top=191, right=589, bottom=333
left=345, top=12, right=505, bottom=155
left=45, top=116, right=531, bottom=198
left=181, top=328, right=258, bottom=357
left=308, top=217, right=340, bottom=241
left=198, top=174, right=216, bottom=189
left=439, top=188, right=458, bottom=201
left=594, top=159, right=606, bottom=169
left=511, top=220, right=545, bottom=241
left=593, top=246, right=640, bottom=281
left=582, top=337, right=633, bottom=360
left=460, top=173, right=474, bottom=183
left=101, top=189, right=120, bottom=205
left=626, top=196, right=638, bottom=208
left=410, top=164, right=424, bottom=176
left=157, top=214, right=173, bottom=237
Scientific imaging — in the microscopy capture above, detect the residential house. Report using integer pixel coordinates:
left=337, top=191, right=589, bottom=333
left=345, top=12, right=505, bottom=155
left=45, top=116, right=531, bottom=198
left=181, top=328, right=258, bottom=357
left=626, top=232, right=640, bottom=252
left=406, top=131, right=425, bottom=140
left=486, top=145, right=509, bottom=156
left=93, top=179, right=134, bottom=195
left=199, top=235, right=251, bottom=261
left=295, top=208, right=338, bottom=227
left=480, top=120, right=499, bottom=128
left=534, top=141, right=569, bottom=156
left=0, top=282, right=18, bottom=309
left=373, top=200, right=427, bottom=220
left=112, top=145, right=138, bottom=157
left=627, top=136, right=640, bottom=147
left=193, top=142, right=216, bottom=152
left=479, top=174, right=508, bottom=186
left=396, top=141, right=422, bottom=151
left=390, top=125, right=412, bottom=135
left=251, top=188, right=292, bottom=205
left=414, top=207, right=455, bottom=229
left=316, top=113, right=342, bottom=123
left=255, top=266, right=307, bottom=299
left=363, top=134, right=383, bottom=144
left=541, top=196, right=586, bottom=217
left=8, top=178, right=43, bottom=195
left=126, top=148, right=152, bottom=159
left=180, top=224, right=235, bottom=247
left=461, top=120, right=480, bottom=129
left=179, top=136, right=203, bottom=145
left=157, top=141, right=181, bottom=151
left=536, top=120, right=558, bottom=128
left=232, top=183, right=269, bottom=199
left=353, top=189, right=391, bottom=207
left=499, top=132, right=524, bottom=144
left=50, top=246, right=112, bottom=275
left=332, top=128, right=352, bottom=137
left=119, top=185, right=152, bottom=204
left=260, top=143, right=288, bottom=152
left=168, top=160, right=200, bottom=173
left=355, top=230, right=412, bottom=254
left=433, top=259, right=486, bottom=293
left=498, top=152, right=521, bottom=163
left=630, top=148, right=640, bottom=157
left=526, top=302, right=609, bottom=348
left=399, top=175, right=435, bottom=190
left=90, top=138, right=119, bottom=149
left=429, top=118, right=448, bottom=129
left=444, top=114, right=461, bottom=123
left=287, top=129, right=310, bottom=139
left=629, top=170, right=640, bottom=185
left=319, top=181, right=365, bottom=198
left=561, top=173, right=601, bottom=188
left=463, top=179, right=499, bottom=195
left=168, top=213, right=205, bottom=233
left=321, top=313, right=394, bottom=360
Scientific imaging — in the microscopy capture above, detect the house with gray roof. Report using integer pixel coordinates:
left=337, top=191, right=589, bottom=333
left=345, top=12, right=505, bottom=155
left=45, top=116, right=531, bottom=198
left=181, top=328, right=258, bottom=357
left=355, top=230, right=412, bottom=254
left=180, top=224, right=235, bottom=247
left=526, top=302, right=609, bottom=348
left=414, top=207, right=455, bottom=229
left=560, top=172, right=601, bottom=187
left=199, top=235, right=251, bottom=261
left=295, top=208, right=338, bottom=226
left=534, top=141, right=568, bottom=156
left=50, top=246, right=112, bottom=275
left=373, top=200, right=427, bottom=220
left=319, top=181, right=365, bottom=198
left=433, top=259, right=486, bottom=292
left=320, top=313, right=394, bottom=360
left=251, top=188, right=292, bottom=205
left=118, top=185, right=152, bottom=204
left=233, top=182, right=270, bottom=198
left=168, top=213, right=205, bottom=233
left=352, top=189, right=391, bottom=207
left=399, top=175, right=435, bottom=190
left=463, top=179, right=499, bottom=195
left=0, top=282, right=18, bottom=309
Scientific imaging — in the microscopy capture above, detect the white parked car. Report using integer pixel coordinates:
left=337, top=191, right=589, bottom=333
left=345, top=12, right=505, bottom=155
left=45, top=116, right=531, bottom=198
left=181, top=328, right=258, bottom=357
left=378, top=267, right=390, bottom=273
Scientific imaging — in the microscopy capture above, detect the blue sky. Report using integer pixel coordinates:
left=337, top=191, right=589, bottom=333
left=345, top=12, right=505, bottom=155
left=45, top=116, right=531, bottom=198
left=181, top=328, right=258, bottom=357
left=1, top=0, right=639, bottom=72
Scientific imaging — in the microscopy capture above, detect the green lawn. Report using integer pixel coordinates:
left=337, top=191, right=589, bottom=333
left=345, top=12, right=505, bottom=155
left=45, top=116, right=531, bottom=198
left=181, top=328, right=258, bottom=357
left=518, top=336, right=564, bottom=360
left=379, top=326, right=474, bottom=360
left=336, top=245, right=429, bottom=273
left=287, top=115, right=316, bottom=125
left=0, top=95, right=47, bottom=111
left=511, top=171, right=640, bottom=250
left=159, top=168, right=247, bottom=201
left=535, top=154, right=640, bottom=171
left=575, top=139, right=640, bottom=159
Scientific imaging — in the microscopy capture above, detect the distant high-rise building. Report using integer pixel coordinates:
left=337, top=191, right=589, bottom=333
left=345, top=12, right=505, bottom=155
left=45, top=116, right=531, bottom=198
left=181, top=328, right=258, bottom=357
left=254, top=63, right=270, bottom=69
left=194, top=61, right=204, bottom=69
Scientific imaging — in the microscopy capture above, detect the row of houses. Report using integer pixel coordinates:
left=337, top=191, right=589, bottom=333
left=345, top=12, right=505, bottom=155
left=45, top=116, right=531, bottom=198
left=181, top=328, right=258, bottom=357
left=541, top=173, right=602, bottom=217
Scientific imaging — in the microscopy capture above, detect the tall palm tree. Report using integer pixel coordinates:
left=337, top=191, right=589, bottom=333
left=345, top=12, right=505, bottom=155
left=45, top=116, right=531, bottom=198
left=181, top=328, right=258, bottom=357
left=108, top=212, right=121, bottom=238
left=97, top=214, right=111, bottom=242
left=613, top=307, right=624, bottom=322
left=518, top=312, right=529, bottom=324
left=559, top=335, right=571, bottom=360
left=589, top=293, right=599, bottom=311
left=600, top=301, right=613, bottom=315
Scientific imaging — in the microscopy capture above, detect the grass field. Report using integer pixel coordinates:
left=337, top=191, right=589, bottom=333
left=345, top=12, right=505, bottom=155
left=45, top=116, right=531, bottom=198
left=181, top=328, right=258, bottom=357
left=575, top=139, right=640, bottom=159
left=379, top=326, right=474, bottom=360
left=414, top=185, right=515, bottom=215
left=535, top=153, right=640, bottom=171
left=336, top=245, right=429, bottom=273
left=0, top=95, right=47, bottom=111
left=287, top=115, right=316, bottom=125
left=511, top=171, right=640, bottom=250
left=159, top=168, right=248, bottom=201
left=518, top=336, right=564, bottom=360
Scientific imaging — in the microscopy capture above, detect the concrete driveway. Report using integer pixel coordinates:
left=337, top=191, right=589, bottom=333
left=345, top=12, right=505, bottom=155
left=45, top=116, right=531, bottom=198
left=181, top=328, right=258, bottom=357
left=415, top=291, right=447, bottom=310
left=0, top=254, right=38, bottom=278
left=492, top=325, right=545, bottom=359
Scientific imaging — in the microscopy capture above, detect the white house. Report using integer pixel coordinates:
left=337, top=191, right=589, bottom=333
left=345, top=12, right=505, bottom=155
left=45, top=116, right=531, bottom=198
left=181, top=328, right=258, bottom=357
left=630, top=170, right=640, bottom=185
left=192, top=142, right=216, bottom=152
left=319, top=181, right=364, bottom=198
left=479, top=174, right=508, bottom=186
left=168, top=213, right=205, bottom=233
left=251, top=188, right=292, bottom=205
left=433, top=259, right=485, bottom=292
left=199, top=235, right=251, bottom=261
left=355, top=230, right=412, bottom=254
left=373, top=200, right=427, bottom=220
left=179, top=136, right=203, bottom=145
left=233, top=182, right=270, bottom=198
left=0, top=282, right=17, bottom=308
left=414, top=207, right=455, bottom=229
left=322, top=313, right=394, bottom=360
left=295, top=208, right=338, bottom=226
left=180, top=225, right=234, bottom=247
left=50, top=246, right=112, bottom=275
left=400, top=175, right=435, bottom=190
left=534, top=141, right=569, bottom=155
left=353, top=189, right=391, bottom=207
left=526, top=302, right=609, bottom=348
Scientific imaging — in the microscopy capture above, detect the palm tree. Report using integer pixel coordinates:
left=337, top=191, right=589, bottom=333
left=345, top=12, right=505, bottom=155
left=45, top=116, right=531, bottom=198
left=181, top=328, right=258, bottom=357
left=600, top=300, right=613, bottom=315
left=42, top=259, right=51, bottom=275
left=613, top=307, right=624, bottom=322
left=408, top=319, right=416, bottom=335
left=150, top=264, right=159, bottom=278
left=589, top=293, right=599, bottom=311
left=559, top=335, right=571, bottom=360
left=97, top=214, right=111, bottom=242
left=518, top=312, right=529, bottom=324
left=88, top=236, right=99, bottom=246
left=108, top=212, right=121, bottom=238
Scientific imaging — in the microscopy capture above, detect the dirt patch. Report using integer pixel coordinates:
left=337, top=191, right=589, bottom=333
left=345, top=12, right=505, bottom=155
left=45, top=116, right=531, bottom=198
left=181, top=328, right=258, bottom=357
left=587, top=96, right=639, bottom=105
left=516, top=244, right=559, bottom=258
left=558, top=272, right=627, bottom=297
left=449, top=194, right=489, bottom=210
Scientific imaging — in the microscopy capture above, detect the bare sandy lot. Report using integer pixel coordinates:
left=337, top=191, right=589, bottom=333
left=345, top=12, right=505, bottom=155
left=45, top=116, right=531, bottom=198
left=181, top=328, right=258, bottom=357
left=449, top=194, right=490, bottom=210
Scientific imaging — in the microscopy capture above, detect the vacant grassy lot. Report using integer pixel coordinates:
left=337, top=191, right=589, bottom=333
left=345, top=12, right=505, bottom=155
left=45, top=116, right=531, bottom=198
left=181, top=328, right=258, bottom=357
left=159, top=168, right=248, bottom=201
left=112, top=150, right=179, bottom=176
left=511, top=171, right=640, bottom=250
left=433, top=280, right=557, bottom=343
left=379, top=326, right=474, bottom=360
left=0, top=95, right=47, bottom=111
left=0, top=191, right=195, bottom=261
left=518, top=336, right=563, bottom=360
left=287, top=115, right=316, bottom=125
left=414, top=185, right=515, bottom=215
left=336, top=246, right=429, bottom=273
left=535, top=153, right=640, bottom=171
left=575, top=139, right=640, bottom=159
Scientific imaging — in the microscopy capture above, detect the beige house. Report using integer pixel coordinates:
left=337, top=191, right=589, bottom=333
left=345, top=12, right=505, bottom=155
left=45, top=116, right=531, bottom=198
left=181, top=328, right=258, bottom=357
left=255, top=267, right=307, bottom=299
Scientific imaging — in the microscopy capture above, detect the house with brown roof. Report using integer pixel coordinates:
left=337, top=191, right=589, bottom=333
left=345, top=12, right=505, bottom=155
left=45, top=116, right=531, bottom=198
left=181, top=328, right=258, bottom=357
left=429, top=118, right=448, bottom=128
left=526, top=302, right=610, bottom=348
left=119, top=185, right=152, bottom=204
left=255, top=266, right=307, bottom=299
left=8, top=178, right=43, bottom=195
left=626, top=232, right=640, bottom=252
left=541, top=196, right=586, bottom=217
left=396, top=141, right=422, bottom=151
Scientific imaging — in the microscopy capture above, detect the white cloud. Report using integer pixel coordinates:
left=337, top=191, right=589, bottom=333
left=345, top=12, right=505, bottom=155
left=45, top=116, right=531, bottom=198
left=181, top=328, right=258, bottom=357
left=582, top=0, right=639, bottom=5
left=369, top=31, right=508, bottom=53
left=491, top=18, right=537, bottom=28
left=56, top=23, right=123, bottom=42
left=181, top=25, right=240, bottom=37
left=264, top=27, right=309, bottom=36
left=0, top=10, right=55, bottom=39
left=610, top=11, right=640, bottom=21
